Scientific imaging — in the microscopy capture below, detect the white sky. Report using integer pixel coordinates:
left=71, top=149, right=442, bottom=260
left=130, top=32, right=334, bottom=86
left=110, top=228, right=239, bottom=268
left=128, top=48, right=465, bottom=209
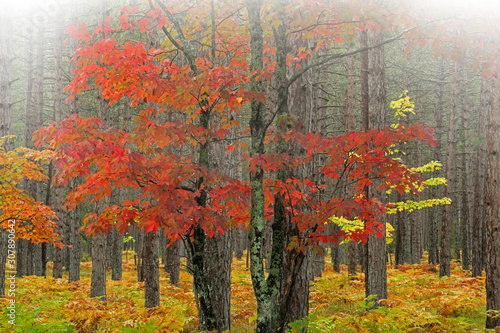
left=4, top=0, right=500, bottom=25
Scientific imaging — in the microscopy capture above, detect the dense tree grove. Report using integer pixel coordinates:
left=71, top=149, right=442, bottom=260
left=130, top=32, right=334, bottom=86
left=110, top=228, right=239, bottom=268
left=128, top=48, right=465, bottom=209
left=2, top=0, right=500, bottom=331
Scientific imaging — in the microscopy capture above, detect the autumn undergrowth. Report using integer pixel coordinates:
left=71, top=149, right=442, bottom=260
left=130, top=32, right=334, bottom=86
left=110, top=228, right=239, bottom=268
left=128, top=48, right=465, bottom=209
left=0, top=251, right=487, bottom=332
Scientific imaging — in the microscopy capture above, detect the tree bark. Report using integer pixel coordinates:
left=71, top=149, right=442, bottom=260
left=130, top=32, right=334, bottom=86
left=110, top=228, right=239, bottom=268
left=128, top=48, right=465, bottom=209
left=246, top=1, right=282, bottom=332
left=111, top=227, right=123, bottom=281
left=486, top=76, right=500, bottom=329
left=346, top=52, right=357, bottom=278
left=0, top=7, right=12, bottom=294
left=459, top=66, right=472, bottom=271
left=428, top=63, right=444, bottom=265
left=69, top=204, right=81, bottom=282
left=137, top=228, right=145, bottom=282
left=143, top=231, right=159, bottom=308
left=472, top=76, right=492, bottom=277
left=365, top=30, right=388, bottom=308
left=440, top=63, right=459, bottom=278
left=165, top=238, right=180, bottom=285
left=205, top=230, right=233, bottom=330
left=395, top=192, right=407, bottom=266
left=90, top=233, right=107, bottom=302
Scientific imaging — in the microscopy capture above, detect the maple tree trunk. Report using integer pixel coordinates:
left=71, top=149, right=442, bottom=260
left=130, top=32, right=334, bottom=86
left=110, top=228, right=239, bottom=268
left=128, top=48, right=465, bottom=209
left=91, top=233, right=107, bottom=302
left=190, top=226, right=217, bottom=331
left=472, top=76, right=492, bottom=277
left=143, top=231, right=159, bottom=308
left=486, top=77, right=500, bottom=329
left=280, top=247, right=308, bottom=333
left=440, top=62, right=459, bottom=278
left=205, top=230, right=233, bottom=330
left=365, top=30, right=388, bottom=308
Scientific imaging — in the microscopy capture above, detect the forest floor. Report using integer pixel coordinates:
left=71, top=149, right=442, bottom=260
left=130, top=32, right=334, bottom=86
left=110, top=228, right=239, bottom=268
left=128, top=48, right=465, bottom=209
left=0, top=251, right=487, bottom=332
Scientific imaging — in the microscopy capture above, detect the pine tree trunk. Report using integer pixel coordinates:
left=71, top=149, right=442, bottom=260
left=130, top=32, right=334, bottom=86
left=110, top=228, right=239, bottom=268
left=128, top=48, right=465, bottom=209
left=0, top=24, right=10, bottom=281
left=233, top=226, right=245, bottom=260
left=472, top=76, right=492, bottom=277
left=346, top=52, right=357, bottom=278
left=165, top=239, right=180, bottom=285
left=460, top=66, right=472, bottom=271
left=69, top=205, right=81, bottom=282
left=486, top=77, right=500, bottom=329
left=440, top=63, right=459, bottom=278
left=428, top=64, right=444, bottom=265
left=365, top=30, right=387, bottom=308
left=137, top=228, right=145, bottom=282
left=246, top=1, right=282, bottom=331
left=52, top=188, right=63, bottom=279
left=0, top=232, right=7, bottom=296
left=395, top=193, right=406, bottom=266
left=111, top=227, right=123, bottom=281
left=331, top=227, right=341, bottom=273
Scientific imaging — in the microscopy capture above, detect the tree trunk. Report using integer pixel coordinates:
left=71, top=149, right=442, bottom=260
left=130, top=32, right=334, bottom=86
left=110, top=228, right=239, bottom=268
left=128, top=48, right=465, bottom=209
left=0, top=8, right=12, bottom=291
left=486, top=76, right=500, bottom=329
left=205, top=231, right=233, bottom=331
left=233, top=225, right=245, bottom=260
left=440, top=63, right=459, bottom=278
left=395, top=193, right=407, bottom=266
left=137, top=228, right=145, bottom=282
left=472, top=76, right=492, bottom=277
left=331, top=226, right=341, bottom=273
left=460, top=66, right=472, bottom=271
left=0, top=232, right=7, bottom=296
left=91, top=233, right=107, bottom=302
left=365, top=30, right=387, bottom=308
left=165, top=239, right=180, bottom=285
left=428, top=64, right=444, bottom=265
left=246, top=1, right=282, bottom=331
left=52, top=188, right=63, bottom=279
left=111, top=227, right=123, bottom=281
left=143, top=231, right=159, bottom=308
left=16, top=240, right=27, bottom=278
left=69, top=205, right=81, bottom=282
left=345, top=51, right=357, bottom=278
left=26, top=242, right=34, bottom=276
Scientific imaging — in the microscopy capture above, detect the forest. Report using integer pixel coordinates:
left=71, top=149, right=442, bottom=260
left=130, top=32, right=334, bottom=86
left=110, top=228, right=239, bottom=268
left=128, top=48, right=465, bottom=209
left=1, top=0, right=500, bottom=332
